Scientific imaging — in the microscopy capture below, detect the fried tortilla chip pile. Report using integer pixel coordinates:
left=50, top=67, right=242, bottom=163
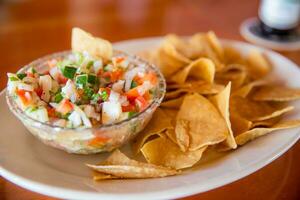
left=86, top=31, right=300, bottom=180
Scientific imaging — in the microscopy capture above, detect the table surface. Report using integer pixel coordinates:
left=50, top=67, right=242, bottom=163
left=0, top=0, right=299, bottom=199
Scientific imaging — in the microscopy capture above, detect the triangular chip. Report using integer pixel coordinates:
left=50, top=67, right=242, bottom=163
left=141, top=135, right=207, bottom=170
left=161, top=96, right=184, bottom=109
left=232, top=80, right=268, bottom=97
left=156, top=38, right=191, bottom=78
left=206, top=31, right=224, bottom=61
left=235, top=120, right=300, bottom=145
left=230, top=113, right=252, bottom=137
left=246, top=50, right=271, bottom=79
left=177, top=93, right=227, bottom=151
left=71, top=27, right=112, bottom=62
left=132, top=108, right=173, bottom=154
left=251, top=85, right=300, bottom=101
left=87, top=150, right=178, bottom=178
left=230, top=96, right=294, bottom=122
left=209, top=82, right=237, bottom=149
left=170, top=58, right=215, bottom=84
left=175, top=119, right=190, bottom=151
left=92, top=171, right=118, bottom=181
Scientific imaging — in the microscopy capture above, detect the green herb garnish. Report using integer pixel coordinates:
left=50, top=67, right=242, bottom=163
left=61, top=66, right=77, bottom=79
left=87, top=74, right=97, bottom=85
left=9, top=77, right=19, bottom=81
left=130, top=80, right=138, bottom=89
left=17, top=73, right=26, bottom=80
left=101, top=90, right=108, bottom=101
left=54, top=92, right=64, bottom=103
left=75, top=74, right=88, bottom=88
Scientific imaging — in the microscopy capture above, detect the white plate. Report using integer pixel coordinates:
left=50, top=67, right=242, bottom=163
left=1, top=38, right=300, bottom=200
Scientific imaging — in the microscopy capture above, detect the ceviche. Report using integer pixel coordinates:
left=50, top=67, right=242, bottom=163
left=7, top=47, right=158, bottom=129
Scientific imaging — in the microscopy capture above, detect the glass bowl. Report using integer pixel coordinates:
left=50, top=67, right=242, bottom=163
left=6, top=50, right=166, bottom=154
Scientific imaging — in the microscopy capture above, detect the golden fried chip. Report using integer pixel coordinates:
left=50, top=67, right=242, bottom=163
left=71, top=27, right=112, bottom=62
left=232, top=80, right=268, bottom=97
left=177, top=93, right=227, bottom=151
left=141, top=136, right=207, bottom=170
left=230, top=96, right=294, bottom=122
left=206, top=31, right=224, bottom=61
left=87, top=150, right=178, bottom=178
left=161, top=96, right=184, bottom=109
left=251, top=117, right=281, bottom=128
left=230, top=113, right=252, bottom=136
left=209, top=82, right=237, bottom=149
left=223, top=46, right=244, bottom=65
left=235, top=120, right=300, bottom=145
left=93, top=171, right=117, bottom=181
left=165, top=83, right=224, bottom=100
left=132, top=108, right=173, bottom=154
left=251, top=85, right=300, bottom=101
left=215, top=70, right=247, bottom=90
left=170, top=58, right=215, bottom=84
left=156, top=39, right=191, bottom=78
left=246, top=50, right=271, bottom=79
left=190, top=33, right=223, bottom=70
left=175, top=119, right=190, bottom=151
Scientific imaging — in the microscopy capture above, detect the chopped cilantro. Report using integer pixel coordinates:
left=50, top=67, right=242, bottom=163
left=17, top=73, right=26, bottom=80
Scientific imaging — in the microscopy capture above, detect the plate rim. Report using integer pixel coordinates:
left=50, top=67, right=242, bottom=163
left=1, top=37, right=300, bottom=200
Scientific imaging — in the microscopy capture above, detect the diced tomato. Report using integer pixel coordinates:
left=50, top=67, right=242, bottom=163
left=56, top=99, right=73, bottom=115
left=34, top=87, right=43, bottom=97
left=57, top=74, right=68, bottom=84
left=111, top=69, right=123, bottom=82
left=122, top=104, right=136, bottom=112
left=47, top=107, right=57, bottom=118
left=26, top=72, right=35, bottom=78
left=98, top=87, right=111, bottom=96
left=43, top=70, right=50, bottom=75
left=116, top=57, right=125, bottom=63
left=143, top=72, right=158, bottom=85
left=16, top=89, right=32, bottom=106
left=97, top=69, right=103, bottom=76
left=133, top=76, right=143, bottom=85
left=143, top=91, right=151, bottom=101
left=126, top=87, right=139, bottom=101
left=135, top=96, right=148, bottom=111
left=102, top=69, right=123, bottom=83
left=88, top=136, right=109, bottom=147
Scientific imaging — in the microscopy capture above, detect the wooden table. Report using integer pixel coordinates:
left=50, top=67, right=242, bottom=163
left=0, top=0, right=299, bottom=199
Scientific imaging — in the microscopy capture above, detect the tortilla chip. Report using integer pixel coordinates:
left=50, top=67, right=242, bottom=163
left=175, top=119, right=190, bottom=151
left=165, top=83, right=224, bottom=100
left=177, top=93, right=227, bottom=151
left=251, top=117, right=281, bottom=128
left=190, top=33, right=223, bottom=71
left=223, top=46, right=244, bottom=64
left=165, top=128, right=178, bottom=144
left=161, top=96, right=184, bottom=109
left=71, top=27, right=112, bottom=62
left=156, top=39, right=191, bottom=78
left=132, top=108, right=173, bottom=154
left=93, top=171, right=117, bottom=181
left=230, top=96, right=294, bottom=122
left=235, top=120, right=300, bottom=145
left=87, top=150, right=178, bottom=178
left=246, top=50, right=271, bottom=79
left=215, top=70, right=247, bottom=90
left=206, top=31, right=224, bottom=61
left=170, top=58, right=215, bottom=84
left=251, top=85, right=300, bottom=101
left=232, top=80, right=268, bottom=97
left=209, top=82, right=237, bottom=149
left=230, top=113, right=252, bottom=136
left=141, top=136, right=207, bottom=170
left=219, top=64, right=246, bottom=73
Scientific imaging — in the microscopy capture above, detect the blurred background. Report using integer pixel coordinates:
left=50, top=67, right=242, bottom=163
left=0, top=0, right=299, bottom=200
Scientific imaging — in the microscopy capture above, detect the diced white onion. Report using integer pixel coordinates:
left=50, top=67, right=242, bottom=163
left=102, top=102, right=122, bottom=124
